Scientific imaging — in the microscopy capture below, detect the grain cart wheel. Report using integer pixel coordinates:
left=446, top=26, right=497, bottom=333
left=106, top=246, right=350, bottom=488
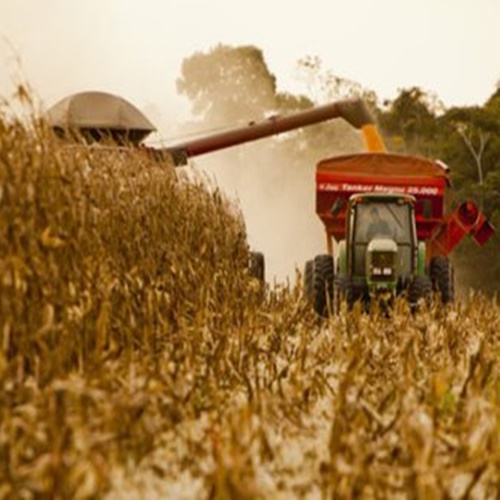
left=313, top=255, right=334, bottom=317
left=249, top=251, right=265, bottom=283
left=430, top=256, right=454, bottom=304
left=408, top=275, right=432, bottom=313
left=304, top=259, right=314, bottom=303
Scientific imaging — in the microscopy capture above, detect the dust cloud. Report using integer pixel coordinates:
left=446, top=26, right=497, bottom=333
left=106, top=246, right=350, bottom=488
left=186, top=121, right=362, bottom=284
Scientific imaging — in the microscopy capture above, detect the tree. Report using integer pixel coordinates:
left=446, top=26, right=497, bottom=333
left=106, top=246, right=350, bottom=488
left=440, top=104, right=500, bottom=210
left=376, top=87, right=442, bottom=156
left=176, top=44, right=279, bottom=126
left=296, top=56, right=376, bottom=104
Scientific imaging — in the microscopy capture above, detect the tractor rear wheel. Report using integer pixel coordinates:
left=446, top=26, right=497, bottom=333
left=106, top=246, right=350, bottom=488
left=430, top=256, right=454, bottom=304
left=313, top=255, right=334, bottom=317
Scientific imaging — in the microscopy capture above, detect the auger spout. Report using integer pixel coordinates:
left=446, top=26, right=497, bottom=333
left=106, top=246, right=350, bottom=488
left=165, top=98, right=385, bottom=165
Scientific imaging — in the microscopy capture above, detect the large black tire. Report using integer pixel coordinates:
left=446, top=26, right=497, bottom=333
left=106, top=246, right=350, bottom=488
left=408, top=275, right=432, bottom=313
left=249, top=251, right=265, bottom=283
left=313, top=255, right=334, bottom=317
left=304, top=259, right=314, bottom=303
left=430, top=256, right=454, bottom=304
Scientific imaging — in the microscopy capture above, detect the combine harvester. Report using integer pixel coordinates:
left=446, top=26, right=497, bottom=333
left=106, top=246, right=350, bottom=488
left=47, top=91, right=495, bottom=315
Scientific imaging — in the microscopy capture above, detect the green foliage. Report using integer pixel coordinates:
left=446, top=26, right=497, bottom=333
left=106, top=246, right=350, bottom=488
left=377, top=86, right=443, bottom=156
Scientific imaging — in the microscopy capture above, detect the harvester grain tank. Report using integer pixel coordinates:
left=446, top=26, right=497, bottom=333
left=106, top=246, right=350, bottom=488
left=46, top=92, right=495, bottom=311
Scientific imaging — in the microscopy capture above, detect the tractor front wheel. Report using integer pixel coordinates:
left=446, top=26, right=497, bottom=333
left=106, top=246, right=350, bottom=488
left=430, top=256, right=454, bottom=304
left=408, top=275, right=432, bottom=313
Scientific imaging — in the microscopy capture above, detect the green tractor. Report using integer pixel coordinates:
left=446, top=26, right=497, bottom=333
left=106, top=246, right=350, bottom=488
left=305, top=193, right=431, bottom=315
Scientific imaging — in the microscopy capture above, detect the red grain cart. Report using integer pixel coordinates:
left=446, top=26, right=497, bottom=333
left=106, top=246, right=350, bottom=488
left=307, top=152, right=494, bottom=315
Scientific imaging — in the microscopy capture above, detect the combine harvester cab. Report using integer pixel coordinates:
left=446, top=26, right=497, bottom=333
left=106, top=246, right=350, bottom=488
left=309, top=149, right=495, bottom=316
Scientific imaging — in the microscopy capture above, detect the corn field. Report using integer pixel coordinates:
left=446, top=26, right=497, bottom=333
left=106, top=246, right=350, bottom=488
left=0, top=107, right=499, bottom=499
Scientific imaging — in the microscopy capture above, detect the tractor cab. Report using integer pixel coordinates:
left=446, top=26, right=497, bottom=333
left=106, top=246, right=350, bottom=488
left=343, top=193, right=420, bottom=303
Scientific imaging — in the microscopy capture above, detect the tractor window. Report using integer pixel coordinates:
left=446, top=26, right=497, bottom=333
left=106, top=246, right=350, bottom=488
left=355, top=202, right=412, bottom=244
left=352, top=201, right=414, bottom=276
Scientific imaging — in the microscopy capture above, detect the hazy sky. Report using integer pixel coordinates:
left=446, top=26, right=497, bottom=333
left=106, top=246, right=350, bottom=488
left=1, top=0, right=499, bottom=137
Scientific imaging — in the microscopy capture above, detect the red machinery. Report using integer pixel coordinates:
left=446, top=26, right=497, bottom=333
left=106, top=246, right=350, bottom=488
left=316, top=152, right=494, bottom=261
left=159, top=98, right=494, bottom=307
